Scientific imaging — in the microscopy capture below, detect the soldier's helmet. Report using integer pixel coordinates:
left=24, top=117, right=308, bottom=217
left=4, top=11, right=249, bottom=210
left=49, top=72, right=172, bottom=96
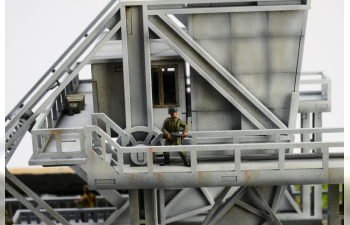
left=83, top=185, right=89, bottom=192
left=168, top=107, right=178, bottom=115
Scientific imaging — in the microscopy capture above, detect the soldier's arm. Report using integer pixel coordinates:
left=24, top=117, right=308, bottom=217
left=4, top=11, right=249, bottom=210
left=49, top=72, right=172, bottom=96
left=179, top=120, right=189, bottom=134
left=162, top=119, right=170, bottom=136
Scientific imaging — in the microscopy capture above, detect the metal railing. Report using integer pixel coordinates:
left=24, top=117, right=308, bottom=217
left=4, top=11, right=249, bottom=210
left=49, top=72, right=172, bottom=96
left=30, top=75, right=85, bottom=160
left=5, top=196, right=115, bottom=219
left=31, top=127, right=85, bottom=160
left=92, top=113, right=129, bottom=147
left=84, top=126, right=343, bottom=175
left=299, top=72, right=331, bottom=113
left=12, top=207, right=116, bottom=224
left=5, top=0, right=121, bottom=154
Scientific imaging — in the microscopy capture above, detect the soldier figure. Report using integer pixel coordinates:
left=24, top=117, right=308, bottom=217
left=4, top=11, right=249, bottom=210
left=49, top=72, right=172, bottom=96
left=161, top=107, right=191, bottom=167
left=74, top=185, right=96, bottom=222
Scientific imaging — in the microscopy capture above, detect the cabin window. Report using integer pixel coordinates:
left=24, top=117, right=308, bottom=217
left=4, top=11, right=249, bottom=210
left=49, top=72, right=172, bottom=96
left=151, top=65, right=179, bottom=108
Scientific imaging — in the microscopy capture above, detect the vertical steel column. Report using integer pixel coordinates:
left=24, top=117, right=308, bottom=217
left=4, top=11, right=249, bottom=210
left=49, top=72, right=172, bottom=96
left=301, top=185, right=311, bottom=216
left=328, top=184, right=341, bottom=225
left=312, top=112, right=323, bottom=221
left=142, top=5, right=153, bottom=128
left=122, top=5, right=150, bottom=128
left=129, top=189, right=140, bottom=225
left=313, top=112, right=322, bottom=153
left=129, top=189, right=158, bottom=225
left=301, top=113, right=310, bottom=153
left=158, top=189, right=166, bottom=225
left=144, top=189, right=158, bottom=225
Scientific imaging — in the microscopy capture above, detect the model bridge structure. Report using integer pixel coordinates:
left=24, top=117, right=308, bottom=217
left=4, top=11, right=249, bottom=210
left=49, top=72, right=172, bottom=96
left=5, top=0, right=344, bottom=224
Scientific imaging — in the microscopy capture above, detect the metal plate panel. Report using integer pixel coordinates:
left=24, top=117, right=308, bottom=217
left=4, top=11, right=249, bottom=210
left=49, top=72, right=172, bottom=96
left=235, top=74, right=269, bottom=107
left=231, top=38, right=268, bottom=75
left=191, top=13, right=230, bottom=40
left=270, top=108, right=290, bottom=126
left=194, top=74, right=233, bottom=111
left=91, top=63, right=126, bottom=128
left=230, top=11, right=267, bottom=38
left=268, top=73, right=296, bottom=109
left=196, top=111, right=241, bottom=131
left=268, top=10, right=304, bottom=37
left=268, top=37, right=300, bottom=73
left=196, top=39, right=231, bottom=74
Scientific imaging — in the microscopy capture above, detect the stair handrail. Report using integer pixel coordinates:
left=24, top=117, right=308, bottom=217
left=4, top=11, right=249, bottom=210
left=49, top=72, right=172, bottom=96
left=92, top=113, right=129, bottom=147
left=85, top=125, right=124, bottom=174
left=5, top=0, right=122, bottom=151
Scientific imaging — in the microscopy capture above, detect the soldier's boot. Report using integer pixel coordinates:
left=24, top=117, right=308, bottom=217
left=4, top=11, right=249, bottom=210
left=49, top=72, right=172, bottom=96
left=160, top=152, right=170, bottom=166
left=179, top=152, right=191, bottom=167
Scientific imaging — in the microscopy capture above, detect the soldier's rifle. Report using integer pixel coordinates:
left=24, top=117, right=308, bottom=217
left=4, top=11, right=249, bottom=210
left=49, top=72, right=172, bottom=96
left=170, top=133, right=192, bottom=139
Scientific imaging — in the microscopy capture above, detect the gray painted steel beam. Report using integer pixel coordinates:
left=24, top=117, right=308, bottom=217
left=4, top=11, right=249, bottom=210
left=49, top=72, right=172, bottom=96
left=208, top=186, right=247, bottom=225
left=148, top=14, right=291, bottom=129
left=147, top=3, right=310, bottom=15
left=88, top=168, right=343, bottom=190
left=328, top=184, right=342, bottom=225
left=5, top=0, right=118, bottom=122
left=5, top=2, right=122, bottom=149
left=202, top=187, right=231, bottom=225
left=5, top=169, right=71, bottom=225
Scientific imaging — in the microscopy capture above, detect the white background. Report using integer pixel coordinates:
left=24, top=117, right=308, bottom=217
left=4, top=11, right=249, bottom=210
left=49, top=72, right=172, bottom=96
left=4, top=0, right=345, bottom=169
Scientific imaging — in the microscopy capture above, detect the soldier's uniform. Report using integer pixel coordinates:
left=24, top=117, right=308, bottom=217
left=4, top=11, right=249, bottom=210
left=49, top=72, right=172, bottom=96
left=162, top=117, right=189, bottom=146
left=161, top=107, right=191, bottom=166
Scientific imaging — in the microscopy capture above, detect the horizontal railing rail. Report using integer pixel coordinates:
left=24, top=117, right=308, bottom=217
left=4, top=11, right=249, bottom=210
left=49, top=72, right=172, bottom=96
left=12, top=207, right=117, bottom=224
left=5, top=195, right=119, bottom=219
left=5, top=0, right=122, bottom=153
left=85, top=126, right=125, bottom=173
left=31, top=127, right=85, bottom=159
left=299, top=72, right=332, bottom=113
left=84, top=126, right=343, bottom=175
left=188, top=127, right=342, bottom=144
left=92, top=113, right=129, bottom=147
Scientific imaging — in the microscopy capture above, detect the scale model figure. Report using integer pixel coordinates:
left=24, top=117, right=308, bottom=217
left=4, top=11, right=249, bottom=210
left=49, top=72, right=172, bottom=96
left=161, top=107, right=191, bottom=167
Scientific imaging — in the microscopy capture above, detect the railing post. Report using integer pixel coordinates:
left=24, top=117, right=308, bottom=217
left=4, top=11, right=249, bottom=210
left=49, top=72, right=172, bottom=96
left=322, top=147, right=329, bottom=170
left=235, top=148, right=241, bottom=173
left=106, top=124, right=111, bottom=136
left=52, top=102, right=57, bottom=121
left=47, top=111, right=53, bottom=128
left=301, top=113, right=311, bottom=153
left=313, top=112, right=322, bottom=154
left=55, top=132, right=62, bottom=154
left=147, top=150, right=153, bottom=174
left=37, top=134, right=42, bottom=151
left=101, top=136, right=106, bottom=163
left=57, top=94, right=63, bottom=112
left=278, top=148, right=285, bottom=171
left=118, top=149, right=124, bottom=175
left=80, top=129, right=85, bottom=155
left=191, top=150, right=197, bottom=173
left=274, top=134, right=280, bottom=143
